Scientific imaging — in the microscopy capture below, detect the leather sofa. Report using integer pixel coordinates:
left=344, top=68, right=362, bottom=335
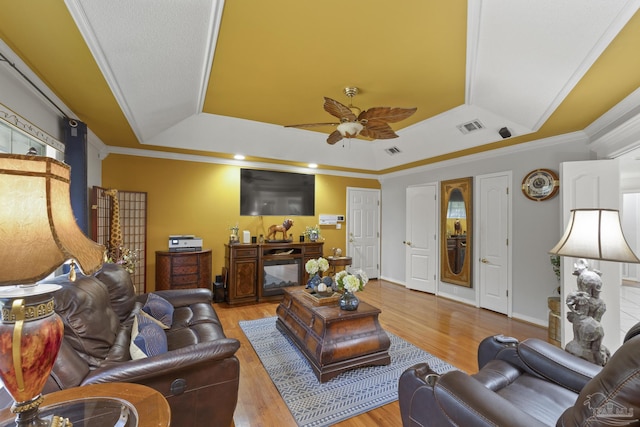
left=399, top=322, right=640, bottom=426
left=38, top=263, right=240, bottom=427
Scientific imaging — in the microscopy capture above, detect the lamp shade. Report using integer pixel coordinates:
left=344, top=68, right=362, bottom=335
left=0, top=154, right=105, bottom=285
left=549, top=208, right=640, bottom=263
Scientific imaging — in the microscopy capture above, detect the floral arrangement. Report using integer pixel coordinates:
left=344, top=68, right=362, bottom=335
left=107, top=246, right=140, bottom=274
left=335, top=269, right=368, bottom=293
left=303, top=225, right=321, bottom=240
left=550, top=254, right=561, bottom=294
left=305, top=257, right=329, bottom=276
left=550, top=255, right=560, bottom=283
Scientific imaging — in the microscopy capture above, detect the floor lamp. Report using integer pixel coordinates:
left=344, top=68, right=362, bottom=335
left=0, top=154, right=105, bottom=426
left=549, top=208, right=640, bottom=365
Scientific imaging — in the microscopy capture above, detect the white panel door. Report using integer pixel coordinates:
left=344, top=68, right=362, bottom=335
left=478, top=173, right=511, bottom=315
left=560, top=159, right=621, bottom=352
left=405, top=184, right=437, bottom=293
left=347, top=188, right=380, bottom=279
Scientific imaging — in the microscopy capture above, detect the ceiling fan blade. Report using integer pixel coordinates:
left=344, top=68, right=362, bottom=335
left=285, top=122, right=339, bottom=128
left=358, top=106, right=417, bottom=123
left=360, top=121, right=399, bottom=140
left=326, top=130, right=344, bottom=145
left=324, top=97, right=357, bottom=122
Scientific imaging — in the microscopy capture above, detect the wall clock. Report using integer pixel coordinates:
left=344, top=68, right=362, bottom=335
left=521, top=169, right=559, bottom=201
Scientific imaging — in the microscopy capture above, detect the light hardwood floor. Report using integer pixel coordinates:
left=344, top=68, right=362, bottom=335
left=215, top=279, right=548, bottom=427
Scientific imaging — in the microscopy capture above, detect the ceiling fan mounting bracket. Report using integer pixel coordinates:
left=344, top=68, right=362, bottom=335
left=344, top=87, right=359, bottom=98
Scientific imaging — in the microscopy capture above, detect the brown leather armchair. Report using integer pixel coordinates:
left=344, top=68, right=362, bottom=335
left=38, top=263, right=240, bottom=427
left=399, top=323, right=640, bottom=426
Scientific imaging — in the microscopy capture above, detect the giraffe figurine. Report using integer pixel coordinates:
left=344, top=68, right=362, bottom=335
left=104, top=188, right=123, bottom=261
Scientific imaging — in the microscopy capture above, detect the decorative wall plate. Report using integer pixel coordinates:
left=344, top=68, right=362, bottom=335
left=521, top=169, right=559, bottom=201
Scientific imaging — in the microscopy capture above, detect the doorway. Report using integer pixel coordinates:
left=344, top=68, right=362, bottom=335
left=621, top=192, right=640, bottom=341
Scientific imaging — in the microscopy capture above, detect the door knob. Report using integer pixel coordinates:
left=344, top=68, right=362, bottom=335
left=402, top=241, right=411, bottom=246
left=480, top=258, right=489, bottom=264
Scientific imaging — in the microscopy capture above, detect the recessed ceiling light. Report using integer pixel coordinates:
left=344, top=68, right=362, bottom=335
left=234, top=154, right=245, bottom=160
left=308, top=163, right=318, bottom=168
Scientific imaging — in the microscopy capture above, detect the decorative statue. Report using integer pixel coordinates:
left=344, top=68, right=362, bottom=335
left=565, top=259, right=610, bottom=366
left=574, top=259, right=606, bottom=321
left=104, top=188, right=123, bottom=260
left=267, top=218, right=294, bottom=241
left=454, top=219, right=462, bottom=235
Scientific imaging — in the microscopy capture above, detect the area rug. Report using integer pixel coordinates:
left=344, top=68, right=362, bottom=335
left=239, top=316, right=456, bottom=427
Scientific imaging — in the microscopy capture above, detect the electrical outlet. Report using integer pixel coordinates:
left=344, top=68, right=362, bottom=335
left=336, top=223, right=341, bottom=229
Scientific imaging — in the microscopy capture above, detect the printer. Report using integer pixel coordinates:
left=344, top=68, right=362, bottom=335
left=168, top=235, right=203, bottom=252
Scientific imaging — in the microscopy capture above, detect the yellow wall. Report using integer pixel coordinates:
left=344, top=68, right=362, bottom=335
left=444, top=218, right=468, bottom=236
left=102, top=154, right=380, bottom=291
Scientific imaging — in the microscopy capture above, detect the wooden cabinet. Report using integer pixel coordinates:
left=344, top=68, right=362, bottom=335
left=155, top=249, right=212, bottom=291
left=224, top=244, right=259, bottom=305
left=224, top=242, right=323, bottom=305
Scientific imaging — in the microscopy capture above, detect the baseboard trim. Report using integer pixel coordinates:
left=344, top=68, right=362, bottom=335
left=511, top=312, right=547, bottom=328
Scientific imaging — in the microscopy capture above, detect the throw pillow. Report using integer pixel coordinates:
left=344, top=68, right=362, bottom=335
left=142, top=293, right=174, bottom=329
left=139, top=309, right=170, bottom=330
left=130, top=314, right=168, bottom=360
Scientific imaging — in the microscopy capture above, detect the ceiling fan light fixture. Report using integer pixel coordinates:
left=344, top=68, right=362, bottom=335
left=337, top=122, right=364, bottom=138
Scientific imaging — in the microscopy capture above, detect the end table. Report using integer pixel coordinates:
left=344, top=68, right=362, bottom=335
left=0, top=383, right=170, bottom=427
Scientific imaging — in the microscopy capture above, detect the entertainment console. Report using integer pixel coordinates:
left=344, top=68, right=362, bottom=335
left=224, top=242, right=323, bottom=305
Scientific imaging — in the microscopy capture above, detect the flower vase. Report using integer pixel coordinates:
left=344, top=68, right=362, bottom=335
left=339, top=290, right=359, bottom=311
left=307, top=273, right=321, bottom=289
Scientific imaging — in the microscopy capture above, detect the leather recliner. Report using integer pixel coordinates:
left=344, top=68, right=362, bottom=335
left=37, top=263, right=240, bottom=427
left=399, top=322, right=640, bottom=426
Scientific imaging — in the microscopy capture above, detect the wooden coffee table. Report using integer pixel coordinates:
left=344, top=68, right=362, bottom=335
left=276, top=286, right=391, bottom=382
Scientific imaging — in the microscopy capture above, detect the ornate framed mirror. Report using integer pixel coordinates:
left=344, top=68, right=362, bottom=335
left=440, top=177, right=472, bottom=287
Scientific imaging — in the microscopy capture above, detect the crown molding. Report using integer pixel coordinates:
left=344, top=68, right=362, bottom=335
left=105, top=145, right=380, bottom=180
left=379, top=131, right=588, bottom=181
left=586, top=87, right=640, bottom=159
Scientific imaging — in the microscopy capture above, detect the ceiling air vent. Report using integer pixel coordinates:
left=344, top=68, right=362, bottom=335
left=385, top=147, right=402, bottom=155
left=457, top=119, right=485, bottom=135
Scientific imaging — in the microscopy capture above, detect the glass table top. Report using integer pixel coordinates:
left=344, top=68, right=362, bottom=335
left=1, top=397, right=138, bottom=427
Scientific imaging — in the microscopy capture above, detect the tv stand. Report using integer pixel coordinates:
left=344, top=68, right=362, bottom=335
left=224, top=242, right=323, bottom=305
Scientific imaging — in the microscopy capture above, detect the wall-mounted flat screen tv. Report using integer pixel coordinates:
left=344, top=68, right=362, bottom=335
left=240, top=169, right=315, bottom=216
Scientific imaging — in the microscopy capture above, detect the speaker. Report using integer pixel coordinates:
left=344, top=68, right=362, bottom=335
left=213, top=281, right=225, bottom=303
left=499, top=127, right=511, bottom=139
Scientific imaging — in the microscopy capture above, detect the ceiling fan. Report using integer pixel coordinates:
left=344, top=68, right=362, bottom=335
left=285, top=87, right=417, bottom=145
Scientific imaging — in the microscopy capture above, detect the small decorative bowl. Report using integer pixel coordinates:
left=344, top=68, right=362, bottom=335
left=315, top=291, right=334, bottom=298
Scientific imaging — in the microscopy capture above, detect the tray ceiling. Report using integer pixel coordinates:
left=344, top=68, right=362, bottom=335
left=1, top=1, right=639, bottom=172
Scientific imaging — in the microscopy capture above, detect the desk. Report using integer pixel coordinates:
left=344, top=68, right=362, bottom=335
left=0, top=383, right=170, bottom=427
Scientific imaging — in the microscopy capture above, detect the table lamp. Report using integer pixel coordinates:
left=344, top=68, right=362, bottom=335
left=549, top=208, right=640, bottom=364
left=0, top=153, right=105, bottom=426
